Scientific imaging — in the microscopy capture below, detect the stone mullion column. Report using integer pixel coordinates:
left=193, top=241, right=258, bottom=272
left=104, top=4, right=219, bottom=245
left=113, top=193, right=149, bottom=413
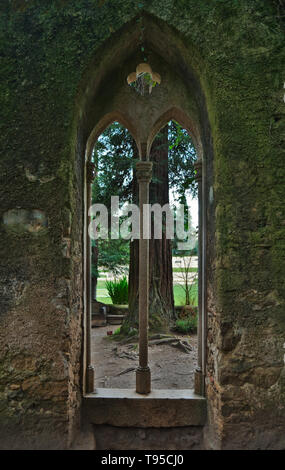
left=86, top=161, right=95, bottom=393
left=136, top=160, right=153, bottom=394
left=194, top=159, right=203, bottom=395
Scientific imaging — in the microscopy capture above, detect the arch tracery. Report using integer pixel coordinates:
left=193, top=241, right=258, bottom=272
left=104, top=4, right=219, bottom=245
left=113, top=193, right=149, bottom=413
left=80, top=14, right=211, bottom=397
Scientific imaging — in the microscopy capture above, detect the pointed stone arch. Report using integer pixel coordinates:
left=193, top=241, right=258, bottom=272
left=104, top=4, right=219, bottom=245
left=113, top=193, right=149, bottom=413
left=74, top=13, right=212, bottom=162
left=2, top=1, right=283, bottom=450
left=77, top=13, right=214, bottom=403
left=146, top=106, right=203, bottom=159
left=85, top=111, right=139, bottom=161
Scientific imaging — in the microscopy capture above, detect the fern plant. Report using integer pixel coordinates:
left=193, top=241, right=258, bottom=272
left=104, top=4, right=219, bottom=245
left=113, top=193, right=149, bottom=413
left=175, top=316, right=197, bottom=334
left=105, top=276, right=128, bottom=305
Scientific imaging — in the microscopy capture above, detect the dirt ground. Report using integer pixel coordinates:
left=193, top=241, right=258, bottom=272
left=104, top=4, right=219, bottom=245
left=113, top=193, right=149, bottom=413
left=91, top=324, right=197, bottom=389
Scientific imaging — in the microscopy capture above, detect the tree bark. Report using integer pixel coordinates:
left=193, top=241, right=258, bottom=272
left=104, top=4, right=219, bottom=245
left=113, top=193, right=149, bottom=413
left=126, top=125, right=175, bottom=333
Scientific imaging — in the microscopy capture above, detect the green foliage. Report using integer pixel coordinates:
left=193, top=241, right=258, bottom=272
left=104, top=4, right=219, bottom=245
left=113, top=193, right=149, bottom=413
left=149, top=121, right=197, bottom=200
left=92, top=122, right=135, bottom=207
left=168, top=121, right=197, bottom=200
left=92, top=120, right=197, bottom=206
left=91, top=120, right=197, bottom=277
left=105, top=276, right=129, bottom=304
left=91, top=122, right=134, bottom=277
left=96, top=238, right=129, bottom=276
left=175, top=316, right=197, bottom=334
left=96, top=279, right=198, bottom=307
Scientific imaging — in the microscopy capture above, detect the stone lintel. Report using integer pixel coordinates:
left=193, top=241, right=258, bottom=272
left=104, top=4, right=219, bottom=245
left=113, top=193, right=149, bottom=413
left=83, top=389, right=207, bottom=428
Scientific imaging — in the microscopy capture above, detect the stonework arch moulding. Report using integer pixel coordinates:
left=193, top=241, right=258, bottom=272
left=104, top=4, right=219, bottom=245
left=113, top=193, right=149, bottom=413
left=86, top=111, right=139, bottom=161
left=79, top=13, right=213, bottom=402
left=146, top=106, right=203, bottom=160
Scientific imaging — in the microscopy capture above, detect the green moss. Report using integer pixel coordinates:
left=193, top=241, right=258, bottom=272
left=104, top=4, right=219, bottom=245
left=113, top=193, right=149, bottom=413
left=0, top=0, right=284, bottom=445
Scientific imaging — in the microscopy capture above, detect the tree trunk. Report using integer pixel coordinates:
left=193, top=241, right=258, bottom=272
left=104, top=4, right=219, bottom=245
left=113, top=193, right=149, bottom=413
left=126, top=125, right=175, bottom=333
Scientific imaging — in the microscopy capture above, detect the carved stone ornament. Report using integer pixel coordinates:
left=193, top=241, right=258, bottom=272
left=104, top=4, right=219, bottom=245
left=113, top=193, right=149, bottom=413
left=136, top=161, right=153, bottom=183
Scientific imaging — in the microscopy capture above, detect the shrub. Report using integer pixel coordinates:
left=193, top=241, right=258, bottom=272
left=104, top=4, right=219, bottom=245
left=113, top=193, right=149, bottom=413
left=105, top=276, right=128, bottom=305
left=175, top=316, right=197, bottom=334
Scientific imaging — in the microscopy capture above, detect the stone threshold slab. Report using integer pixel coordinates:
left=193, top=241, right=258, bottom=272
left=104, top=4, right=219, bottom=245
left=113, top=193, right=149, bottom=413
left=83, top=388, right=207, bottom=428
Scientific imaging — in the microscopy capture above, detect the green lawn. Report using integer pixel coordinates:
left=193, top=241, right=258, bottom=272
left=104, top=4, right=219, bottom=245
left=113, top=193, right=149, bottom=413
left=96, top=279, right=112, bottom=304
left=96, top=279, right=198, bottom=306
left=173, top=283, right=198, bottom=306
left=172, top=267, right=198, bottom=273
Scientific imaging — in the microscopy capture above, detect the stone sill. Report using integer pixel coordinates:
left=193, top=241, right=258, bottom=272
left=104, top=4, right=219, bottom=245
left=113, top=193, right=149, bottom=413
left=83, top=388, right=207, bottom=428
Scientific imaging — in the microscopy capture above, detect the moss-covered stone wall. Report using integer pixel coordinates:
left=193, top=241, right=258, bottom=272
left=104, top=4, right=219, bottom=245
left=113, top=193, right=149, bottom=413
left=0, top=0, right=284, bottom=449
